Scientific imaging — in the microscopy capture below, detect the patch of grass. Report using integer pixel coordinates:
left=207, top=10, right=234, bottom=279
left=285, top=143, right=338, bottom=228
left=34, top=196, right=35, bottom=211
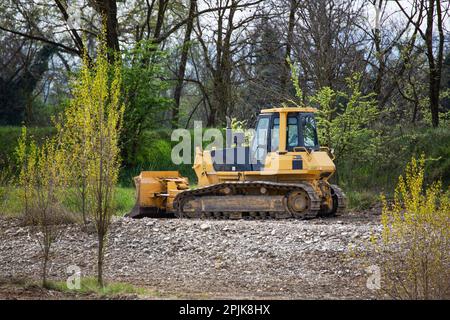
left=0, top=186, right=23, bottom=217
left=346, top=190, right=380, bottom=211
left=0, top=187, right=135, bottom=218
left=46, top=277, right=158, bottom=297
left=115, top=187, right=136, bottom=216
left=62, top=187, right=135, bottom=217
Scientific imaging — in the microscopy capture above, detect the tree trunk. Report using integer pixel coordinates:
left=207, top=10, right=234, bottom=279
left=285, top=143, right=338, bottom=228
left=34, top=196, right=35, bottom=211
left=153, top=0, right=168, bottom=39
left=207, top=106, right=216, bottom=127
left=281, top=0, right=297, bottom=94
left=424, top=0, right=443, bottom=127
left=433, top=0, right=444, bottom=127
left=373, top=0, right=385, bottom=108
left=429, top=74, right=440, bottom=127
left=172, top=0, right=197, bottom=128
left=42, top=251, right=49, bottom=288
left=42, top=237, right=51, bottom=288
left=81, top=183, right=87, bottom=225
left=144, top=0, right=156, bottom=40
left=412, top=101, right=419, bottom=124
left=97, top=233, right=104, bottom=287
left=94, top=0, right=120, bottom=58
left=215, top=2, right=236, bottom=125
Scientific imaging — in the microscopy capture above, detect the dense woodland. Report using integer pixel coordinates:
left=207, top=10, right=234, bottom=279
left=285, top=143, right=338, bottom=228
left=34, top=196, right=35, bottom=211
left=0, top=0, right=449, bottom=195
left=0, top=1, right=449, bottom=297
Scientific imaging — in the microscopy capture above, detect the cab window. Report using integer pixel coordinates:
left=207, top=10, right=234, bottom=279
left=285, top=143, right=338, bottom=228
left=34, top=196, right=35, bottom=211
left=251, top=117, right=269, bottom=161
left=287, top=116, right=299, bottom=149
left=270, top=117, right=280, bottom=151
left=303, top=115, right=318, bottom=148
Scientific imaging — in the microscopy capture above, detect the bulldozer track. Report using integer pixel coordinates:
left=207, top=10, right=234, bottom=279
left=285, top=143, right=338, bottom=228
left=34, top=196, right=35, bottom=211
left=173, top=181, right=325, bottom=220
left=315, top=184, right=347, bottom=218
left=330, top=184, right=347, bottom=216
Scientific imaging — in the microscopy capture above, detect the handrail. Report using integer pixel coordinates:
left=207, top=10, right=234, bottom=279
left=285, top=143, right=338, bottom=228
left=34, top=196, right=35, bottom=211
left=293, top=146, right=309, bottom=153
left=319, top=146, right=335, bottom=160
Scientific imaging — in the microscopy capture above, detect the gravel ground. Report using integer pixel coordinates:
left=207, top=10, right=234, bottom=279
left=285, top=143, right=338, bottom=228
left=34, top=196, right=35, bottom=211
left=0, top=210, right=382, bottom=299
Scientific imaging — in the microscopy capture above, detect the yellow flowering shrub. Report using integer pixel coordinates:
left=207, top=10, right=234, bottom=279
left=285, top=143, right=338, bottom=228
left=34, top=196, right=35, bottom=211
left=15, top=126, right=69, bottom=287
left=376, top=154, right=450, bottom=299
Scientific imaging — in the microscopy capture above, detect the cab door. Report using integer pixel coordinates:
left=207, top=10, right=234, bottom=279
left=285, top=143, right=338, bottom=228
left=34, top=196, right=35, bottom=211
left=250, top=116, right=270, bottom=170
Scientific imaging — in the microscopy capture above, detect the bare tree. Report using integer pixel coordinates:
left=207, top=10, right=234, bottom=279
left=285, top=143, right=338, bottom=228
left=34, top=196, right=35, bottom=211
left=292, top=0, right=367, bottom=92
left=280, top=0, right=298, bottom=94
left=194, top=0, right=263, bottom=126
left=356, top=0, right=418, bottom=110
left=395, top=0, right=446, bottom=127
left=172, top=0, right=197, bottom=128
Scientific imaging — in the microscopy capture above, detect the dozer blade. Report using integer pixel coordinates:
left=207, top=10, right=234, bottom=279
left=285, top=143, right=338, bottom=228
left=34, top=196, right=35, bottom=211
left=126, top=171, right=188, bottom=219
left=126, top=203, right=141, bottom=218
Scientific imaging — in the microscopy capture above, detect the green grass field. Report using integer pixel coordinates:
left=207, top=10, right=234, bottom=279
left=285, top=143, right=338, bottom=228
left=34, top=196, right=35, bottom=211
left=45, top=277, right=159, bottom=297
left=0, top=186, right=136, bottom=218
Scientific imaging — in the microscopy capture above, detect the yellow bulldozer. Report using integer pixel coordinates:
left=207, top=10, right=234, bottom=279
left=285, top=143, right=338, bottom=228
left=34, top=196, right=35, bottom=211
left=127, top=107, right=346, bottom=219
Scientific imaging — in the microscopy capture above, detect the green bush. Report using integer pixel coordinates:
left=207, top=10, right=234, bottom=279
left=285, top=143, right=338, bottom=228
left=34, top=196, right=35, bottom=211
left=337, top=125, right=450, bottom=195
left=119, top=128, right=195, bottom=186
left=346, top=190, right=380, bottom=211
left=119, top=127, right=228, bottom=186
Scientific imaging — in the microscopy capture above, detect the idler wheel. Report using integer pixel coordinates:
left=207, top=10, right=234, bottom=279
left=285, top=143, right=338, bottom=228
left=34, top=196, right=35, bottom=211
left=286, top=189, right=311, bottom=218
